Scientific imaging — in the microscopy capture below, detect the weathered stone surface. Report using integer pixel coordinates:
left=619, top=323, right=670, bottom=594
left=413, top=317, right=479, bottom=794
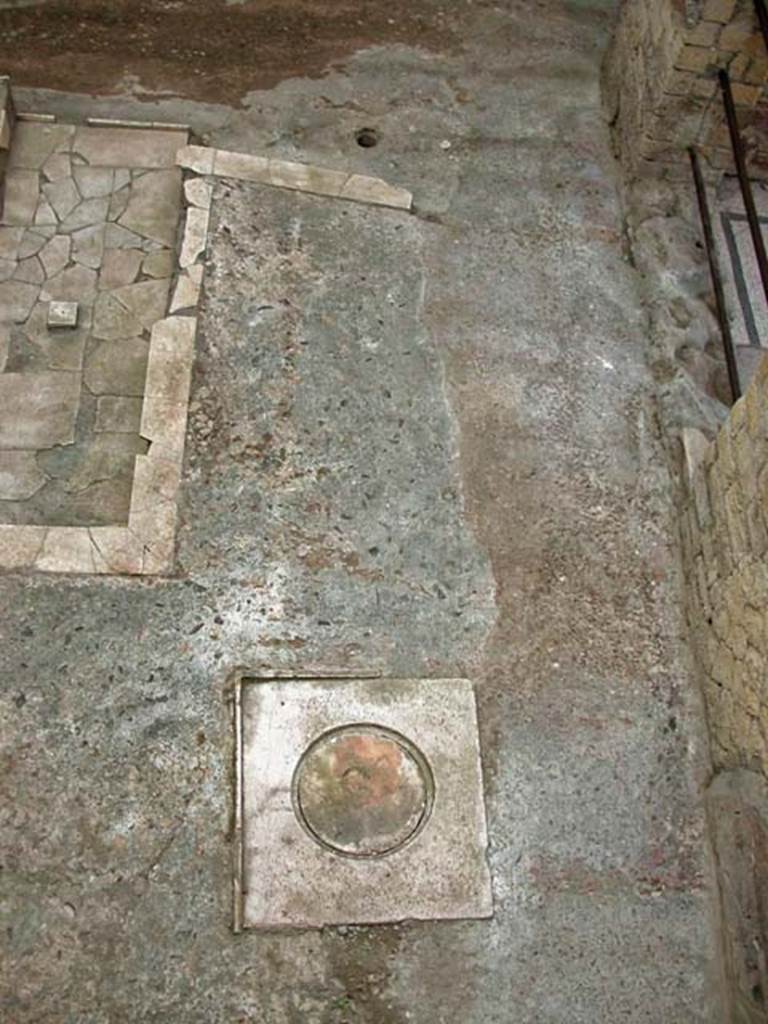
left=73, top=166, right=114, bottom=198
left=72, top=223, right=105, bottom=270
left=89, top=525, right=144, bottom=574
left=0, top=371, right=79, bottom=448
left=22, top=302, right=88, bottom=371
left=95, top=396, right=142, bottom=433
left=183, top=178, right=213, bottom=209
left=119, top=168, right=181, bottom=246
left=0, top=258, right=13, bottom=282
left=127, top=452, right=180, bottom=571
left=0, top=523, right=46, bottom=567
left=0, top=324, right=8, bottom=372
left=98, top=248, right=143, bottom=290
left=268, top=156, right=348, bottom=196
left=17, top=227, right=49, bottom=259
left=107, top=186, right=130, bottom=222
left=33, top=198, right=57, bottom=226
left=104, top=222, right=144, bottom=248
left=0, top=280, right=39, bottom=321
left=0, top=451, right=47, bottom=499
left=73, top=127, right=187, bottom=168
left=41, top=152, right=72, bottom=183
left=169, top=264, right=202, bottom=312
left=58, top=196, right=109, bottom=234
left=42, top=177, right=79, bottom=221
left=47, top=301, right=78, bottom=327
left=707, top=770, right=768, bottom=1024
left=139, top=395, right=188, bottom=454
left=8, top=123, right=73, bottom=170
left=60, top=434, right=143, bottom=494
left=3, top=170, right=39, bottom=225
left=205, top=148, right=411, bottom=209
left=0, top=226, right=24, bottom=259
left=92, top=291, right=140, bottom=340
left=92, top=278, right=169, bottom=340
left=176, top=144, right=214, bottom=174
left=142, top=249, right=174, bottom=279
left=144, top=315, right=196, bottom=404
left=35, top=526, right=95, bottom=573
left=13, top=256, right=44, bottom=285
left=41, top=264, right=97, bottom=303
left=212, top=148, right=269, bottom=182
left=39, top=234, right=71, bottom=278
left=84, top=337, right=150, bottom=395
left=0, top=109, right=8, bottom=152
left=179, top=206, right=209, bottom=268
left=339, top=172, right=413, bottom=210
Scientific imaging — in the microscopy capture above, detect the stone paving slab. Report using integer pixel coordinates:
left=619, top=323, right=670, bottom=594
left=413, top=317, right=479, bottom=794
left=0, top=450, right=46, bottom=499
left=73, top=127, right=188, bottom=169
left=0, top=371, right=79, bottom=448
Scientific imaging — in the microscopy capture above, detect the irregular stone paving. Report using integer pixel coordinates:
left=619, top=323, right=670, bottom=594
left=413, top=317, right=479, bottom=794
left=0, top=121, right=186, bottom=526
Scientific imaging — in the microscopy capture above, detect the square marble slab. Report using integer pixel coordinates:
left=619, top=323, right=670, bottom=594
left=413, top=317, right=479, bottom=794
left=235, top=676, right=493, bottom=930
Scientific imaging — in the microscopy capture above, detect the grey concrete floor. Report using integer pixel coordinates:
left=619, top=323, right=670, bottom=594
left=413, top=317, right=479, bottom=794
left=1, top=2, right=726, bottom=1021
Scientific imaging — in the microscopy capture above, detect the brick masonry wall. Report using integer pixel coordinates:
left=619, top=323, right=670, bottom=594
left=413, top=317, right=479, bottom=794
left=604, top=0, right=768, bottom=180
left=681, top=357, right=768, bottom=1020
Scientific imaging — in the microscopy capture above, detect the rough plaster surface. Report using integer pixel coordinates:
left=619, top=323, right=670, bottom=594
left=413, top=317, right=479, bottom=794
left=1, top=2, right=726, bottom=1021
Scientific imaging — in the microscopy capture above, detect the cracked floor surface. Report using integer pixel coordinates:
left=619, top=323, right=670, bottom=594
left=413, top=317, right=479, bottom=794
left=0, top=1, right=727, bottom=1021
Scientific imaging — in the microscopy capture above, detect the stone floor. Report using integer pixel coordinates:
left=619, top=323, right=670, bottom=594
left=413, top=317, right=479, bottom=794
left=0, top=121, right=185, bottom=525
left=0, top=2, right=728, bottom=1022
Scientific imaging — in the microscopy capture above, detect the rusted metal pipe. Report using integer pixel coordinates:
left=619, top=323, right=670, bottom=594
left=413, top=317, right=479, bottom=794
left=718, top=68, right=768, bottom=311
left=689, top=146, right=742, bottom=402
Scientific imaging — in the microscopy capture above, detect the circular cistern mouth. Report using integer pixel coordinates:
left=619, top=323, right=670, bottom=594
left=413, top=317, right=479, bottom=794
left=292, top=723, right=434, bottom=858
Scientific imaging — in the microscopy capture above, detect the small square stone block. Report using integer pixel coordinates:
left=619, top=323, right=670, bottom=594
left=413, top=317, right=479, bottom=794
left=47, top=300, right=78, bottom=328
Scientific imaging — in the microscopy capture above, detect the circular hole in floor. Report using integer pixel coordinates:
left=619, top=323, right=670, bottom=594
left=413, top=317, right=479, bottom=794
left=356, top=127, right=379, bottom=148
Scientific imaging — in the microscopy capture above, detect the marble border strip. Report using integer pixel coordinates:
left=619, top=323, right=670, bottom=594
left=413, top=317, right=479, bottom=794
left=176, top=144, right=413, bottom=211
left=86, top=117, right=191, bottom=132
left=16, top=112, right=56, bottom=123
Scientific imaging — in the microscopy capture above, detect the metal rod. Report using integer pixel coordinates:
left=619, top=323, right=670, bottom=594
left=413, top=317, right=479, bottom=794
left=689, top=146, right=742, bottom=403
left=755, top=0, right=768, bottom=54
left=232, top=676, right=244, bottom=934
left=718, top=68, right=768, bottom=311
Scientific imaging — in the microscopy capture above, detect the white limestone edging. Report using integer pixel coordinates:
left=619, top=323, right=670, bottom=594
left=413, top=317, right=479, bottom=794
left=176, top=144, right=413, bottom=211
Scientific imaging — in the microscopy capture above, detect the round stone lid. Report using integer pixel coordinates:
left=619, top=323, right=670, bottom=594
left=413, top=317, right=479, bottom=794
left=293, top=724, right=433, bottom=858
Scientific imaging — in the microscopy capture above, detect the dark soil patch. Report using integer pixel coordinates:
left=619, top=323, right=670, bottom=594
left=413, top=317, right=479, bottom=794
left=0, top=0, right=457, bottom=105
